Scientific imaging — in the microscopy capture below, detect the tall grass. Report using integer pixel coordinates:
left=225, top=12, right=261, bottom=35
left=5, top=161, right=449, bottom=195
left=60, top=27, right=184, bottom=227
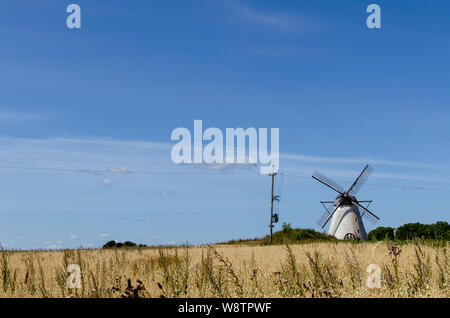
left=0, top=241, right=447, bottom=298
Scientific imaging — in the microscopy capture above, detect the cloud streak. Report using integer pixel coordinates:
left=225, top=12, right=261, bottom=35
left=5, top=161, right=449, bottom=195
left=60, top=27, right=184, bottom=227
left=281, top=153, right=450, bottom=170
left=0, top=136, right=448, bottom=188
left=229, top=2, right=299, bottom=31
left=103, top=178, right=114, bottom=185
left=223, top=1, right=323, bottom=33
left=0, top=111, right=51, bottom=124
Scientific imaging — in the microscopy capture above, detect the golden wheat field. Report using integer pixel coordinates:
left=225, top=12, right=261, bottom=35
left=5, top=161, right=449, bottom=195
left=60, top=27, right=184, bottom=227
left=0, top=241, right=448, bottom=298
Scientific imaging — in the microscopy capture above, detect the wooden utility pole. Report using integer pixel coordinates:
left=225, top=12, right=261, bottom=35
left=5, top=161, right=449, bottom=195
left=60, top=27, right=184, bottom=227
left=269, top=172, right=277, bottom=242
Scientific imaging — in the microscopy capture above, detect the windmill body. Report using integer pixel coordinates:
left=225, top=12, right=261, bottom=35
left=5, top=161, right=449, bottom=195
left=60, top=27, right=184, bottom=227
left=328, top=204, right=367, bottom=240
left=312, top=165, right=380, bottom=241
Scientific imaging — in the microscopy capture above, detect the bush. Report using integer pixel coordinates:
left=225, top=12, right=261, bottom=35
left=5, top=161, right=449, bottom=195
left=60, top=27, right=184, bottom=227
left=367, top=227, right=395, bottom=241
left=395, top=222, right=449, bottom=240
left=265, top=227, right=335, bottom=244
left=103, top=240, right=118, bottom=248
left=368, top=221, right=449, bottom=241
left=102, top=240, right=142, bottom=249
left=123, top=241, right=137, bottom=247
left=281, top=222, right=293, bottom=234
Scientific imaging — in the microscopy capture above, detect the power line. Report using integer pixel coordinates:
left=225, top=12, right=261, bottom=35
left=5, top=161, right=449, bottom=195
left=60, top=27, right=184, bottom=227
left=0, top=164, right=262, bottom=176
left=0, top=154, right=171, bottom=167
left=0, top=162, right=449, bottom=192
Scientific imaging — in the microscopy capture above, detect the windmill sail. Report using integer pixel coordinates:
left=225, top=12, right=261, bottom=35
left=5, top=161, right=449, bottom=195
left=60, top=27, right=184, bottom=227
left=348, top=165, right=373, bottom=195
left=317, top=201, right=335, bottom=227
left=312, top=171, right=345, bottom=194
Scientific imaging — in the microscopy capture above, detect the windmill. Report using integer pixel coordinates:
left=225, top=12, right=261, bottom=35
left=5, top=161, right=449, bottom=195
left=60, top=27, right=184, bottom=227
left=312, top=165, right=380, bottom=240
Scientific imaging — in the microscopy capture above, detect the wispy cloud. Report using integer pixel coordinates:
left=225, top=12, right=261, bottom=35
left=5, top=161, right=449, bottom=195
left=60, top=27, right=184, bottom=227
left=246, top=47, right=322, bottom=57
left=281, top=154, right=450, bottom=191
left=1, top=241, right=15, bottom=248
left=281, top=153, right=450, bottom=170
left=103, top=178, right=114, bottom=185
left=108, top=167, right=130, bottom=174
left=224, top=1, right=323, bottom=33
left=0, top=110, right=51, bottom=124
left=285, top=165, right=450, bottom=185
left=46, top=244, right=61, bottom=250
left=138, top=217, right=153, bottom=223
left=230, top=3, right=297, bottom=30
left=0, top=136, right=449, bottom=190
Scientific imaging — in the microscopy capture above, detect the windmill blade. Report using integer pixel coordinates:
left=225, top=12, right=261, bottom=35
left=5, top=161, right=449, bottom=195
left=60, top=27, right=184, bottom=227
left=353, top=200, right=380, bottom=222
left=357, top=200, right=378, bottom=224
left=348, top=165, right=373, bottom=195
left=320, top=203, right=340, bottom=228
left=362, top=212, right=380, bottom=225
left=316, top=211, right=330, bottom=227
left=316, top=201, right=335, bottom=226
left=358, top=200, right=372, bottom=210
left=320, top=201, right=335, bottom=206
left=322, top=201, right=335, bottom=215
left=312, top=171, right=345, bottom=194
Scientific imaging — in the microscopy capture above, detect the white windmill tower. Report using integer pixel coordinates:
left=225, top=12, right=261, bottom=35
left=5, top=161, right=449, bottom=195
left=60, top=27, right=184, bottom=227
left=312, top=165, right=380, bottom=240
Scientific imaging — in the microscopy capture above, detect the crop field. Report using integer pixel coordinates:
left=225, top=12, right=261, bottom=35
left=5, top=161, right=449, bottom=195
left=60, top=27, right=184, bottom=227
left=0, top=241, right=448, bottom=298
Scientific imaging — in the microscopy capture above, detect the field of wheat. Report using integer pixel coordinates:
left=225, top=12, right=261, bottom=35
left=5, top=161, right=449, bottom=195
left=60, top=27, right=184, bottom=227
left=0, top=241, right=448, bottom=298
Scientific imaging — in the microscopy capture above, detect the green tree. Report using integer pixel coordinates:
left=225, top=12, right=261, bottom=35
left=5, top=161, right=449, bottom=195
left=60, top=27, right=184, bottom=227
left=368, top=227, right=395, bottom=241
left=281, top=222, right=293, bottom=234
left=102, top=240, right=117, bottom=248
left=369, top=222, right=449, bottom=241
left=102, top=240, right=142, bottom=249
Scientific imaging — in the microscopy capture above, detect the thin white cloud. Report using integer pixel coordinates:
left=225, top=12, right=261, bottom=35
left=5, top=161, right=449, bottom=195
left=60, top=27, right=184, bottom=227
left=103, top=178, right=114, bottom=185
left=108, top=167, right=130, bottom=174
left=138, top=217, right=153, bottom=223
left=99, top=234, right=110, bottom=238
left=224, top=1, right=323, bottom=33
left=0, top=137, right=171, bottom=176
left=246, top=46, right=322, bottom=57
left=0, top=136, right=172, bottom=153
left=1, top=241, right=15, bottom=248
left=0, top=136, right=448, bottom=188
left=0, top=111, right=51, bottom=124
left=284, top=165, right=450, bottom=188
left=228, top=2, right=299, bottom=31
left=46, top=244, right=61, bottom=249
left=70, top=235, right=77, bottom=240
left=8, top=136, right=439, bottom=172
left=281, top=153, right=450, bottom=170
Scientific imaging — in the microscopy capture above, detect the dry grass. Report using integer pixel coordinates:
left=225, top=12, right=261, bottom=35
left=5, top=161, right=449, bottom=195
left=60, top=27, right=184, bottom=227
left=0, top=241, right=448, bottom=298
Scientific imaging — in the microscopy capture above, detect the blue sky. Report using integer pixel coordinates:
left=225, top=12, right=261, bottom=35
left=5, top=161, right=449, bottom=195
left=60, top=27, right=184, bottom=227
left=0, top=0, right=449, bottom=249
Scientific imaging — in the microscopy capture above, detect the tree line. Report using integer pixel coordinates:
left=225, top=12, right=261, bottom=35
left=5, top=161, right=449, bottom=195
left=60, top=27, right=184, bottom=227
left=102, top=240, right=146, bottom=248
left=368, top=221, right=449, bottom=241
